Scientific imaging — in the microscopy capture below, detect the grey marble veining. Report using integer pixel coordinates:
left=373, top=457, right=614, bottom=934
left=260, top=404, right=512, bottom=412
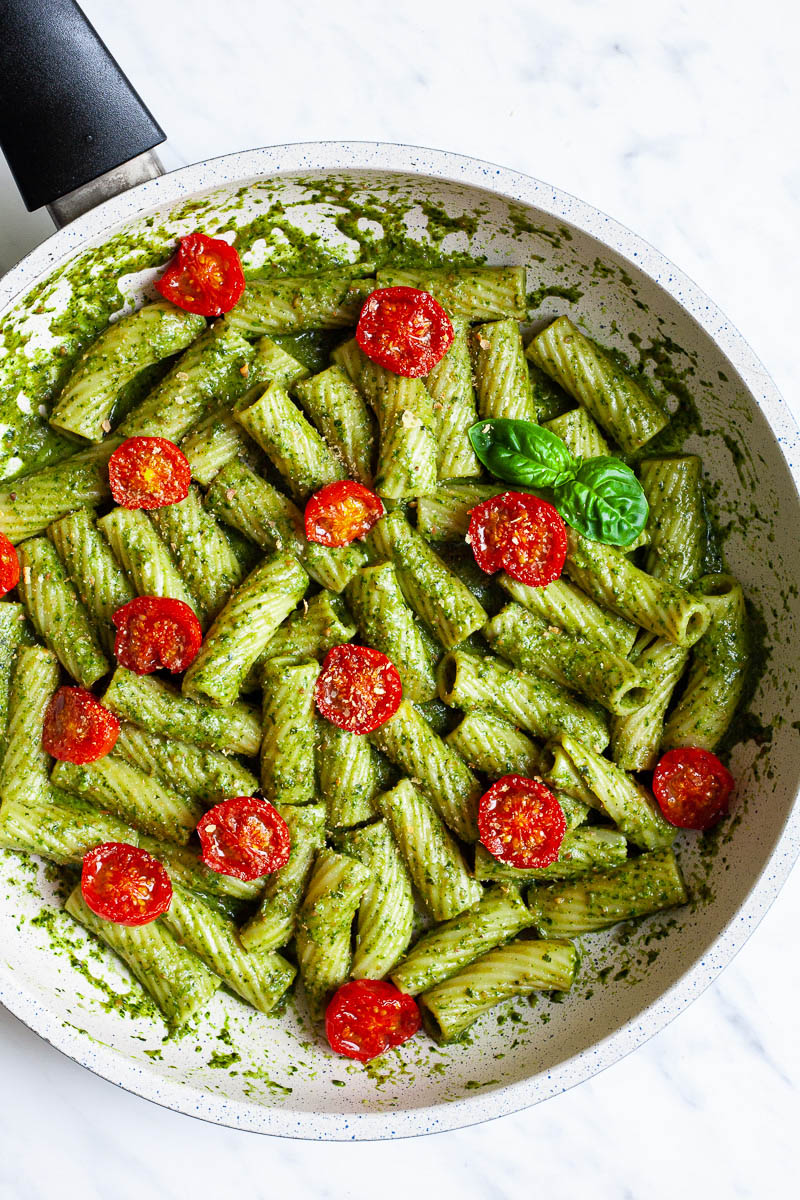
left=0, top=0, right=798, bottom=1196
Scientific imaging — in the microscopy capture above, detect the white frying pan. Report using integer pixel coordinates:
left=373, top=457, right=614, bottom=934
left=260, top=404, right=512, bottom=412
left=0, top=0, right=798, bottom=1140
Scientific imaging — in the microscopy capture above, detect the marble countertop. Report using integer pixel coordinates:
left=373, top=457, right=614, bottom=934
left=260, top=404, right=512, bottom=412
left=1, top=0, right=798, bottom=1195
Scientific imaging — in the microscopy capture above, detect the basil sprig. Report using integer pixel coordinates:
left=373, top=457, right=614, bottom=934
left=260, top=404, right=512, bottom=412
left=468, top=418, right=648, bottom=547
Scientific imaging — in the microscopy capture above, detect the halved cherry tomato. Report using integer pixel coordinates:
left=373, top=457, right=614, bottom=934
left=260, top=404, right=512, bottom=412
left=197, top=796, right=291, bottom=882
left=155, top=232, right=245, bottom=317
left=468, top=491, right=567, bottom=588
left=81, top=842, right=172, bottom=926
left=653, top=747, right=734, bottom=831
left=356, top=286, right=454, bottom=377
left=326, top=979, right=421, bottom=1062
left=112, top=596, right=202, bottom=675
left=315, top=644, right=402, bottom=734
left=108, top=436, right=191, bottom=510
left=305, top=481, right=384, bottom=547
left=0, top=532, right=19, bottom=596
left=42, top=686, right=119, bottom=764
left=478, top=774, right=566, bottom=869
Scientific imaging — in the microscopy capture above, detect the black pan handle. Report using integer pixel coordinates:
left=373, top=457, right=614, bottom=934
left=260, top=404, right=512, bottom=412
left=0, top=0, right=165, bottom=214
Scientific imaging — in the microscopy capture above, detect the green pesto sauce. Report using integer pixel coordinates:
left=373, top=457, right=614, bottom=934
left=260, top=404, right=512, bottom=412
left=30, top=904, right=157, bottom=1022
left=625, top=330, right=703, bottom=453
left=0, top=178, right=784, bottom=1086
left=0, top=183, right=484, bottom=482
left=0, top=230, right=185, bottom=477
left=503, top=205, right=573, bottom=249
left=527, top=283, right=584, bottom=310
left=241, top=1068, right=292, bottom=1098
left=208, top=1050, right=241, bottom=1070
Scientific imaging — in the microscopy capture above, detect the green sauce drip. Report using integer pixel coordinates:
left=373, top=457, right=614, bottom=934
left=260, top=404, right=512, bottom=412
left=527, top=283, right=584, bottom=310
left=30, top=905, right=156, bottom=1022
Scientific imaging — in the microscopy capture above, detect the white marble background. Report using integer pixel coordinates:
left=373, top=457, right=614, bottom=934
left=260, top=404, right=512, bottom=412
left=1, top=0, right=798, bottom=1195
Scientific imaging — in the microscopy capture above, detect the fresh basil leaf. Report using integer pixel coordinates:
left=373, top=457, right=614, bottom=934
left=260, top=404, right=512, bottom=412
left=554, top=456, right=649, bottom=547
left=468, top=419, right=576, bottom=490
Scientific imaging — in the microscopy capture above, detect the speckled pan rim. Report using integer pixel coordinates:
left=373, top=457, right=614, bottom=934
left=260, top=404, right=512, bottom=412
left=1, top=140, right=798, bottom=1140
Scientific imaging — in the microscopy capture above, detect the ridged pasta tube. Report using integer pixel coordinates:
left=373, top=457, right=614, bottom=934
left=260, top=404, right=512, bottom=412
left=65, top=885, right=220, bottom=1029
left=295, top=848, right=371, bottom=1019
left=420, top=938, right=578, bottom=1043
left=120, top=325, right=255, bottom=441
left=177, top=329, right=308, bottom=486
left=239, top=804, right=326, bottom=952
left=0, top=603, right=33, bottom=760
left=0, top=785, right=135, bottom=864
left=445, top=711, right=543, bottom=780
left=377, top=780, right=482, bottom=920
left=149, top=486, right=244, bottom=624
left=540, top=738, right=596, bottom=805
left=317, top=718, right=380, bottom=829
left=0, top=439, right=121, bottom=544
left=527, top=316, right=669, bottom=453
left=245, top=335, right=311, bottom=390
left=261, top=590, right=355, bottom=667
left=529, top=849, right=688, bottom=936
left=16, top=538, right=109, bottom=686
left=424, top=320, right=482, bottom=478
left=339, top=820, right=415, bottom=979
left=639, top=456, right=705, bottom=586
left=610, top=633, right=689, bottom=770
left=543, top=406, right=611, bottom=458
left=415, top=481, right=503, bottom=542
left=224, top=272, right=373, bottom=337
left=294, top=365, right=376, bottom=485
left=416, top=545, right=487, bottom=625
left=542, top=733, right=675, bottom=850
left=330, top=336, right=364, bottom=384
left=244, top=588, right=355, bottom=692
left=391, top=886, right=533, bottom=995
left=114, top=722, right=258, bottom=806
left=357, top=357, right=438, bottom=500
left=97, top=508, right=199, bottom=615
left=205, top=460, right=364, bottom=593
left=0, top=646, right=135, bottom=858
left=236, top=382, right=346, bottom=501
left=180, top=407, right=260, bottom=486
left=484, top=602, right=651, bottom=716
left=0, top=645, right=58, bottom=804
left=438, top=650, right=609, bottom=753
left=52, top=754, right=204, bottom=845
left=103, top=667, right=261, bottom=755
left=48, top=508, right=135, bottom=654
left=473, top=318, right=538, bottom=422
left=346, top=563, right=437, bottom=702
left=499, top=573, right=638, bottom=657
left=183, top=552, right=308, bottom=707
left=260, top=659, right=318, bottom=804
left=139, top=836, right=265, bottom=902
left=375, top=266, right=527, bottom=321
left=161, top=883, right=296, bottom=1013
left=473, top=827, right=628, bottom=883
left=368, top=700, right=482, bottom=841
left=369, top=510, right=487, bottom=649
left=661, top=574, right=748, bottom=751
left=49, top=301, right=205, bottom=442
left=565, top=529, right=710, bottom=647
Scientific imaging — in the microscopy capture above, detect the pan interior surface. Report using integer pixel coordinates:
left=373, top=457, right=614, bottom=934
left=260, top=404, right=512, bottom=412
left=0, top=151, right=798, bottom=1138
